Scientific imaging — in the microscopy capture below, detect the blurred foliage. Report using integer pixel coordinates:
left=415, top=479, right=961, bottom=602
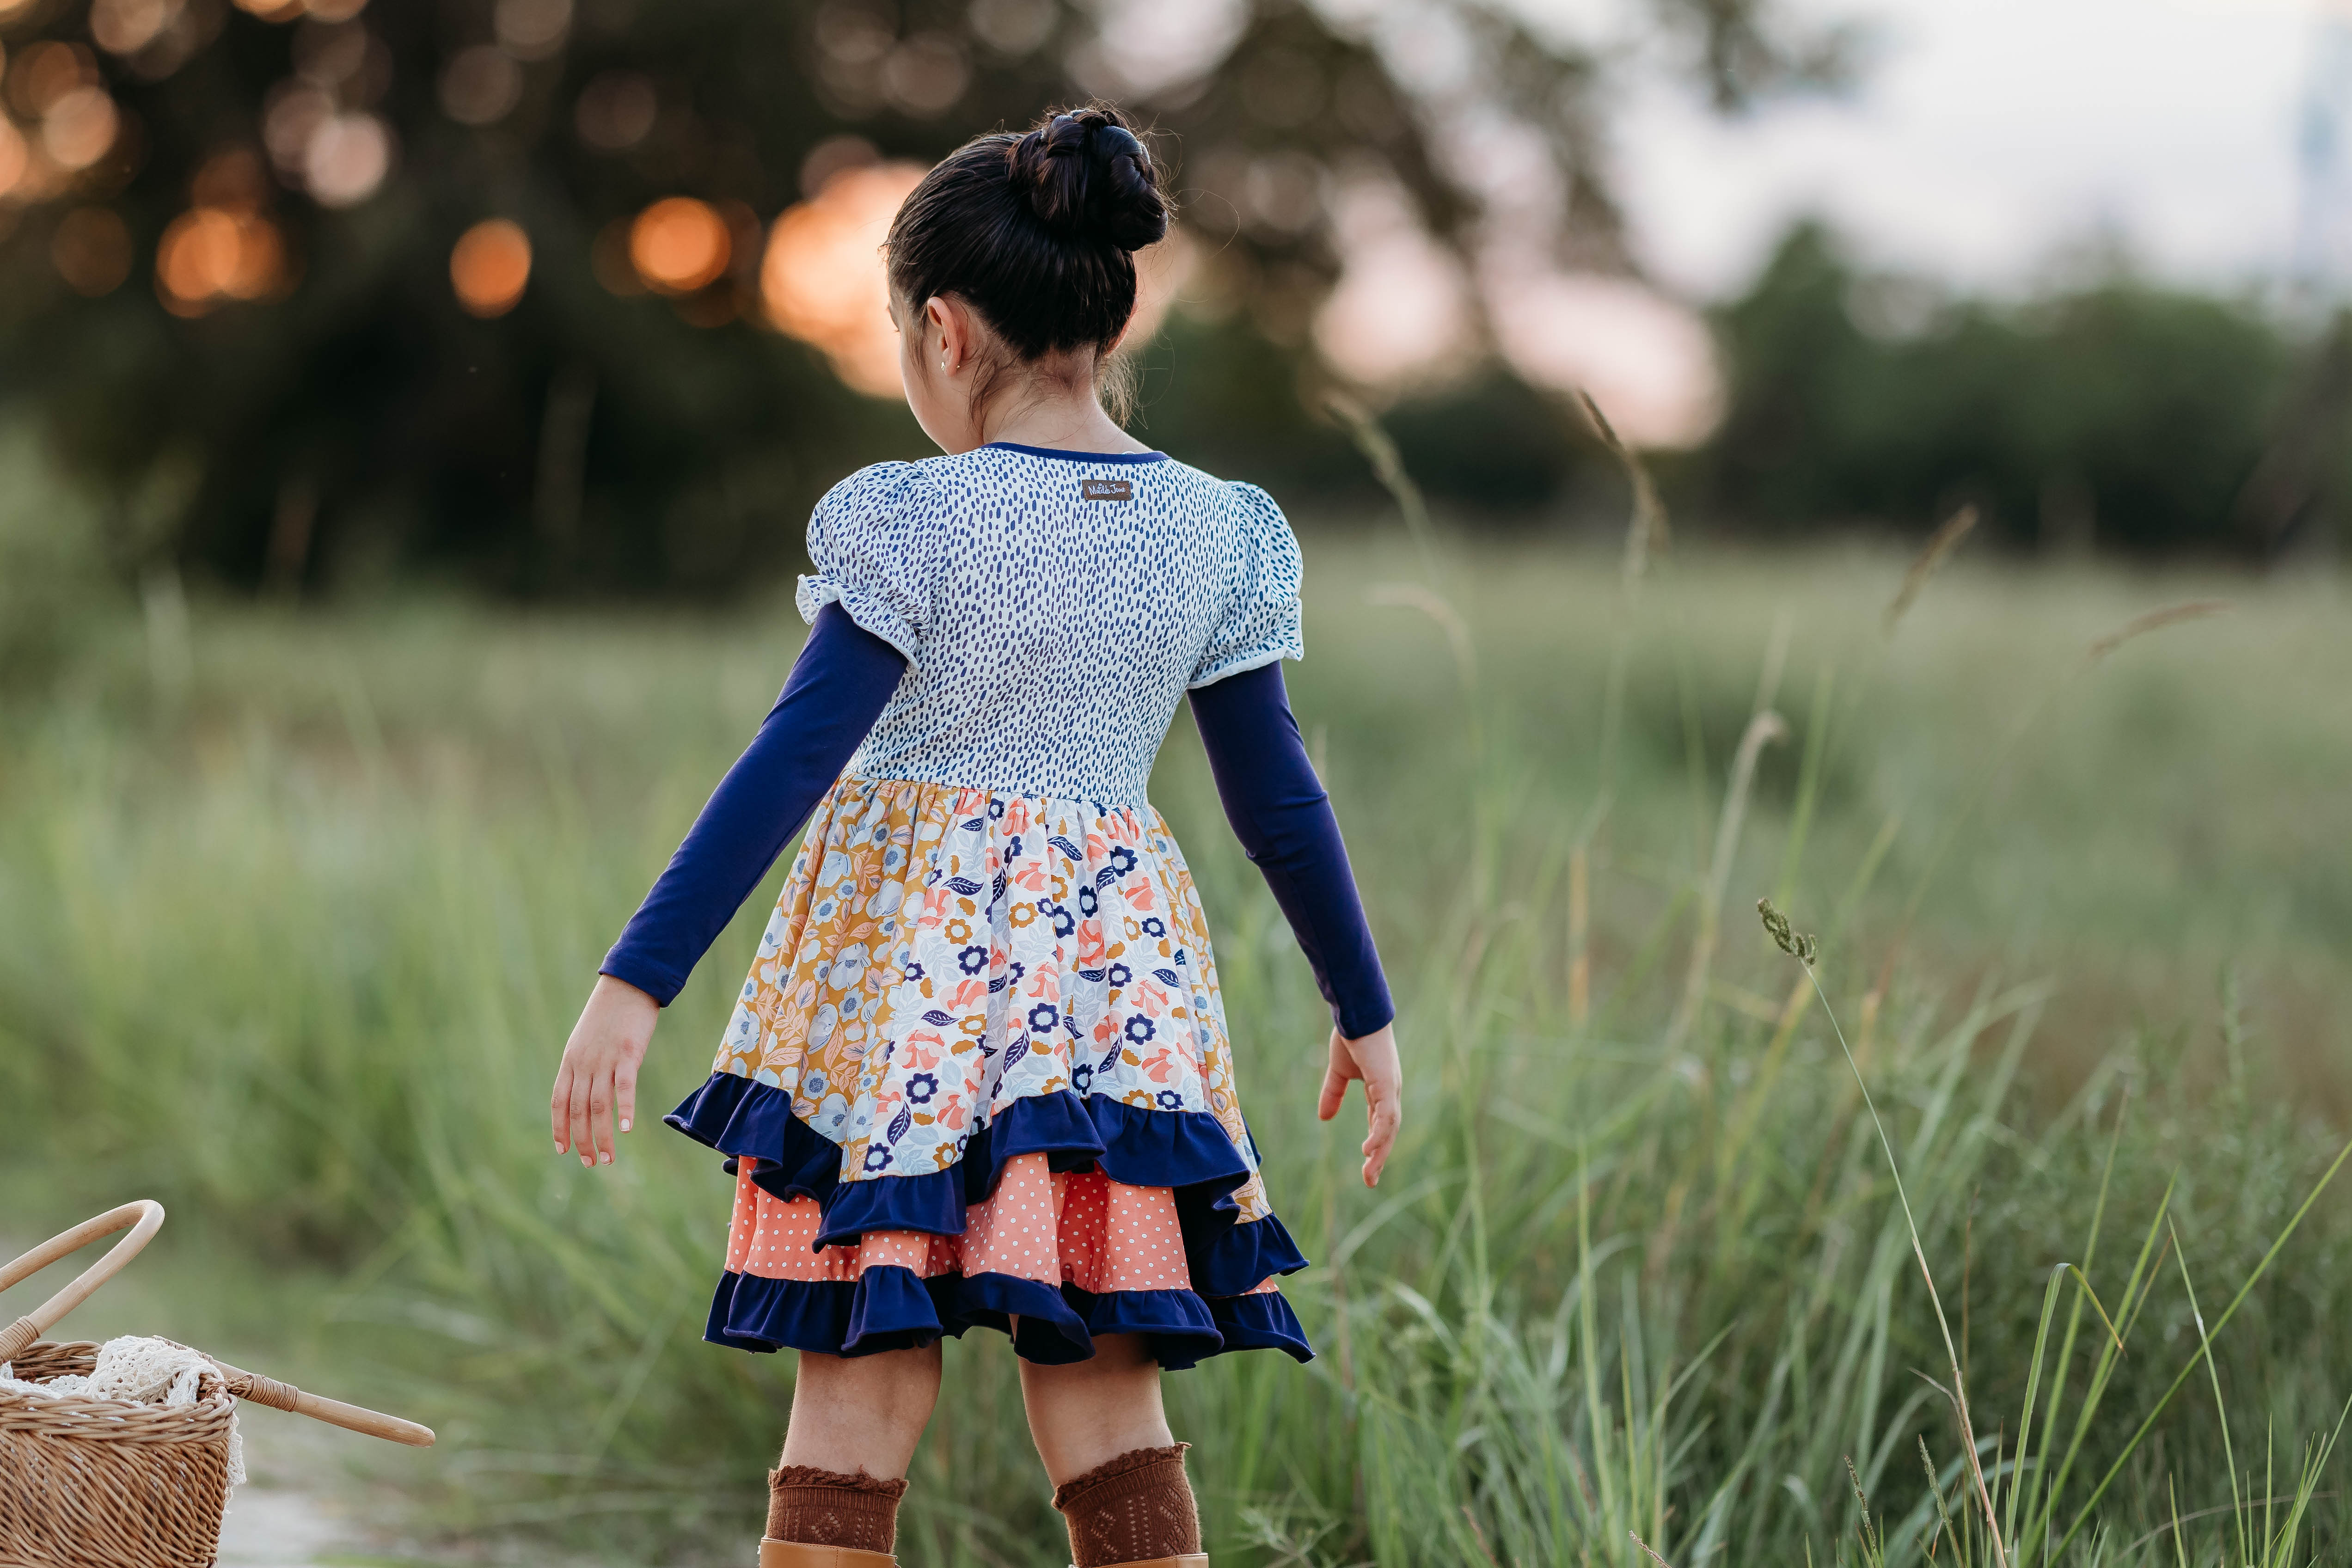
left=1703, top=221, right=2325, bottom=558
left=0, top=0, right=1843, bottom=597
left=0, top=422, right=113, bottom=682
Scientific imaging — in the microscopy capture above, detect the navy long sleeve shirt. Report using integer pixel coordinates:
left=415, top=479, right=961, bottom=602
left=601, top=606, right=1393, bottom=1038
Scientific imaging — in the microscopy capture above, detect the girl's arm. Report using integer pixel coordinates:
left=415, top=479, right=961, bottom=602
left=552, top=604, right=907, bottom=1167
left=1188, top=661, right=1402, bottom=1186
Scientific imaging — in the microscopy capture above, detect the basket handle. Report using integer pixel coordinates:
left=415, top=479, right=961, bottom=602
left=202, top=1354, right=436, bottom=1447
left=0, top=1200, right=168, bottom=1364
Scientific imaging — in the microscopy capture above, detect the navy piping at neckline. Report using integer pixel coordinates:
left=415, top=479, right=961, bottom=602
left=981, top=441, right=1169, bottom=464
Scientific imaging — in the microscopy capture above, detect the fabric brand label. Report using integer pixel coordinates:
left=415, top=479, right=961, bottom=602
left=1081, top=479, right=1133, bottom=502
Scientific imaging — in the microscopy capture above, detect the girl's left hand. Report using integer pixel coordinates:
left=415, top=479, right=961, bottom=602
left=551, top=974, right=659, bottom=1168
left=1317, top=1023, right=1403, bottom=1187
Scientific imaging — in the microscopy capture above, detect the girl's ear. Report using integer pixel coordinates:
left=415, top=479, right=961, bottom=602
left=924, top=294, right=976, bottom=375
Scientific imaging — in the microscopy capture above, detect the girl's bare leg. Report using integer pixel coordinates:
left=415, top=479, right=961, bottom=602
left=1017, top=1332, right=1176, bottom=1486
left=779, top=1343, right=944, bottom=1478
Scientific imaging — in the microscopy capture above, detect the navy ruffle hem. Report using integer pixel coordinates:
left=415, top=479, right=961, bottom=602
left=669, top=1071, right=1312, bottom=1369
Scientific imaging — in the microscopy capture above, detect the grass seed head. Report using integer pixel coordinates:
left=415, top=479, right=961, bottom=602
left=1758, top=896, right=1817, bottom=966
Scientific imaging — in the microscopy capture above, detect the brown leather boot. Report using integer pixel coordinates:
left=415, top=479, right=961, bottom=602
left=757, top=1543, right=897, bottom=1567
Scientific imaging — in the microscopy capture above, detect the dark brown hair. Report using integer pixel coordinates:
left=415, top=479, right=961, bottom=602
left=886, top=103, right=1169, bottom=383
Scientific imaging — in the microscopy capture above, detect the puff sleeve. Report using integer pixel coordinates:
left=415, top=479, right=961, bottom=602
left=1187, top=481, right=1305, bottom=689
left=794, top=462, right=932, bottom=667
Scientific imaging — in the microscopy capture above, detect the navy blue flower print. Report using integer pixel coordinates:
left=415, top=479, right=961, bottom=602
left=1049, top=901, right=1075, bottom=937
left=1078, top=886, right=1098, bottom=917
left=1141, top=917, right=1165, bottom=937
left=1071, top=1061, right=1094, bottom=1093
left=958, top=944, right=988, bottom=974
left=906, top=1072, right=938, bottom=1105
left=1107, top=962, right=1131, bottom=987
left=1156, top=1090, right=1183, bottom=1110
left=1125, top=1014, right=1155, bottom=1045
left=863, top=1144, right=891, bottom=1172
left=1028, top=1003, right=1060, bottom=1032
left=903, top=959, right=926, bottom=981
left=1108, top=845, right=1136, bottom=876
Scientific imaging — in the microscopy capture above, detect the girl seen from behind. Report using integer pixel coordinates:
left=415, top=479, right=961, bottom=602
left=549, top=103, right=1402, bottom=1568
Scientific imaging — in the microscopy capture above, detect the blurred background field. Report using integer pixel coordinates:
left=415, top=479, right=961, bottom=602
left=8, top=520, right=2352, bottom=1564
left=8, top=0, right=2352, bottom=1562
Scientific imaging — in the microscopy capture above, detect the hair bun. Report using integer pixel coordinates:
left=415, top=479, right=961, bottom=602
left=1010, top=106, right=1169, bottom=252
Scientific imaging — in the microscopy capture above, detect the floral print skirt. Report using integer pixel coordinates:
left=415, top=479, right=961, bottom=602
left=665, top=774, right=1311, bottom=1367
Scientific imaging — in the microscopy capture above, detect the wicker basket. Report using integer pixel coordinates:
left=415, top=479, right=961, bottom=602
left=0, top=1201, right=433, bottom=1568
left=0, top=1337, right=239, bottom=1568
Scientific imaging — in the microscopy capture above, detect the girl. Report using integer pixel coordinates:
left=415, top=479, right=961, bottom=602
left=550, top=104, right=1402, bottom=1568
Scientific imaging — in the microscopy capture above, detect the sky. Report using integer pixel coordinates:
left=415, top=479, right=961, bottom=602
left=1304, top=0, right=2326, bottom=443
left=1596, top=0, right=2318, bottom=299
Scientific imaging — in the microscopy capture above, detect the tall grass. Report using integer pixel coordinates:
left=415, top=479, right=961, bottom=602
left=6, top=530, right=2352, bottom=1563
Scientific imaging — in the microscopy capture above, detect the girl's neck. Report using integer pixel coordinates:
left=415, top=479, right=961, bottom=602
left=974, top=386, right=1150, bottom=457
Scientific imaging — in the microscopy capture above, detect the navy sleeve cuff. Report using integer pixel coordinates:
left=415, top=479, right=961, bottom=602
left=596, top=953, right=687, bottom=1010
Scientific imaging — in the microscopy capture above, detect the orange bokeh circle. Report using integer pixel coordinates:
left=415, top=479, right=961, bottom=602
left=629, top=196, right=729, bottom=295
left=450, top=217, right=531, bottom=317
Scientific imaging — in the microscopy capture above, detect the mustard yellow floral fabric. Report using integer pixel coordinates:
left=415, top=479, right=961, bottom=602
left=714, top=774, right=1273, bottom=1220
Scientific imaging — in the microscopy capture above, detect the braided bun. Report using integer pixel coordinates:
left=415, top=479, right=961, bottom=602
left=885, top=99, right=1170, bottom=366
left=1008, top=106, right=1168, bottom=253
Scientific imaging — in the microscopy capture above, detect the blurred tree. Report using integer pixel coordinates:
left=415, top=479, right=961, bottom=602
left=1704, top=221, right=2297, bottom=556
left=2232, top=307, right=2352, bottom=562
left=0, top=0, right=1847, bottom=596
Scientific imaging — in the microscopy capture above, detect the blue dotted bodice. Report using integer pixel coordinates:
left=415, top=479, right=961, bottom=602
left=793, top=443, right=1305, bottom=807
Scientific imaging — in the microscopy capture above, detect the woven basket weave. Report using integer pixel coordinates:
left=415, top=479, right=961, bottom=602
left=0, top=1201, right=430, bottom=1568
left=0, top=1338, right=237, bottom=1568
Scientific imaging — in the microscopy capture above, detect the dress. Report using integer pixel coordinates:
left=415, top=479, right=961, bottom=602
left=648, top=442, right=1379, bottom=1369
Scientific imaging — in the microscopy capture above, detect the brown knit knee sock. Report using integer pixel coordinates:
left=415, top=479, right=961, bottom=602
left=1052, top=1443, right=1200, bottom=1567
left=765, top=1465, right=907, bottom=1554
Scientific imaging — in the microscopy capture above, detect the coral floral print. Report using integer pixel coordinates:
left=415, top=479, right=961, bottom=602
left=726, top=1152, right=1280, bottom=1297
left=713, top=773, right=1277, bottom=1226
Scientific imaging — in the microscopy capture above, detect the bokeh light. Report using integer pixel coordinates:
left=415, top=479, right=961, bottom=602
left=495, top=0, right=571, bottom=61
left=1313, top=182, right=1474, bottom=387
left=968, top=0, right=1054, bottom=56
left=574, top=70, right=655, bottom=152
left=262, top=80, right=331, bottom=178
left=9, top=42, right=97, bottom=118
left=439, top=46, right=521, bottom=127
left=0, top=118, right=27, bottom=201
left=90, top=0, right=182, bottom=57
left=1484, top=266, right=1721, bottom=449
left=293, top=20, right=389, bottom=103
left=41, top=87, right=120, bottom=171
left=759, top=161, right=923, bottom=397
left=879, top=34, right=968, bottom=118
left=450, top=217, right=531, bottom=317
left=156, top=206, right=285, bottom=314
left=629, top=196, right=729, bottom=294
left=52, top=205, right=132, bottom=294
left=302, top=112, right=391, bottom=207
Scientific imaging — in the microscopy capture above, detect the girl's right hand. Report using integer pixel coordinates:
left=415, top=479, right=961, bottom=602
left=1317, top=1023, right=1403, bottom=1187
left=551, top=974, right=659, bottom=1168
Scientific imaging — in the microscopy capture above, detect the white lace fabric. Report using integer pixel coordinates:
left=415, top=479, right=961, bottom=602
left=1, top=1333, right=245, bottom=1484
